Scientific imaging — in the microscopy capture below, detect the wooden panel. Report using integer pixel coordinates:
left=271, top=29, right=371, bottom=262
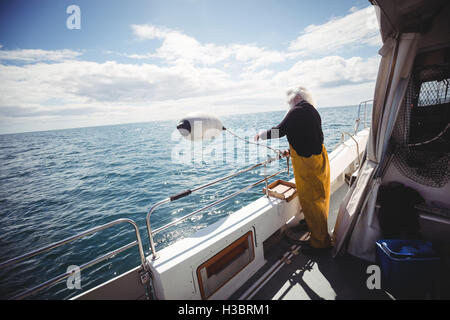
left=263, top=179, right=297, bottom=202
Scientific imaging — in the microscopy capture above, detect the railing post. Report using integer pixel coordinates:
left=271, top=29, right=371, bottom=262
left=264, top=163, right=269, bottom=197
left=146, top=198, right=170, bottom=260
left=363, top=101, right=368, bottom=129
left=286, top=156, right=290, bottom=176
left=341, top=131, right=361, bottom=169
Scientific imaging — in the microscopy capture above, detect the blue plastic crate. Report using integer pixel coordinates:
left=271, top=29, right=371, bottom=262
left=375, top=239, right=441, bottom=296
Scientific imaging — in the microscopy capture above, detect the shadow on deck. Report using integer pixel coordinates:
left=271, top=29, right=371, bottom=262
left=231, top=183, right=391, bottom=300
left=231, top=234, right=391, bottom=300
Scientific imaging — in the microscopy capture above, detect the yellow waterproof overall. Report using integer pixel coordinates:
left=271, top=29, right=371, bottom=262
left=290, top=144, right=331, bottom=248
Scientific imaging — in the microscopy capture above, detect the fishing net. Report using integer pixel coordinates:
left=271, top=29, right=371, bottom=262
left=390, top=63, right=450, bottom=188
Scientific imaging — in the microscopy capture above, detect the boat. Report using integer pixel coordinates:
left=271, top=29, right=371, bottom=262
left=1, top=0, right=449, bottom=300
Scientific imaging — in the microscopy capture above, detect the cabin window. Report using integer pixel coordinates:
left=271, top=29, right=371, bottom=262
left=196, top=231, right=255, bottom=299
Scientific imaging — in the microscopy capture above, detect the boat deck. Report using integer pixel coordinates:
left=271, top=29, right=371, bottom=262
left=231, top=234, right=390, bottom=300
left=231, top=183, right=391, bottom=300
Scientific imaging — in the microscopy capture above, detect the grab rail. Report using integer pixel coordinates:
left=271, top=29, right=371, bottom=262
left=146, top=152, right=290, bottom=260
left=0, top=218, right=148, bottom=300
left=355, top=99, right=373, bottom=134
left=340, top=131, right=361, bottom=169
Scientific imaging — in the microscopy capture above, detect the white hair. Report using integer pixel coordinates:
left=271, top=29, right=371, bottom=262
left=286, top=86, right=317, bottom=109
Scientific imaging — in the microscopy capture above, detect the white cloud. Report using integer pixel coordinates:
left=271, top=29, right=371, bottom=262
left=288, top=6, right=381, bottom=55
left=274, top=55, right=380, bottom=89
left=131, top=24, right=172, bottom=40
left=231, top=44, right=285, bottom=71
left=130, top=24, right=287, bottom=70
left=0, top=60, right=235, bottom=108
left=0, top=48, right=82, bottom=63
left=131, top=24, right=230, bottom=65
left=124, top=53, right=153, bottom=59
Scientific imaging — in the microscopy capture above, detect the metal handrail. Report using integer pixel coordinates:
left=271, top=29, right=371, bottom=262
left=355, top=99, right=373, bottom=134
left=341, top=131, right=361, bottom=169
left=0, top=218, right=147, bottom=300
left=146, top=153, right=289, bottom=260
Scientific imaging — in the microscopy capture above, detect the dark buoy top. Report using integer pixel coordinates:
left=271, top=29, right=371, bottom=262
left=177, top=119, right=191, bottom=136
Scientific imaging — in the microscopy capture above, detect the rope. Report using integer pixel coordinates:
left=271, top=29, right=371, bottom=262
left=224, top=127, right=282, bottom=154
left=407, top=122, right=450, bottom=147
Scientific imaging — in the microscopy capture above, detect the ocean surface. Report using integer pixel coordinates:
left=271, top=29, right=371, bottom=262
left=0, top=105, right=371, bottom=299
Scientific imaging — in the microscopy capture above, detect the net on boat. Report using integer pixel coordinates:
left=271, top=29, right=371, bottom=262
left=390, top=63, right=450, bottom=188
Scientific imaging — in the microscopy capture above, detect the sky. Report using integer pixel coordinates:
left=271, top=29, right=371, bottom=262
left=0, top=0, right=382, bottom=134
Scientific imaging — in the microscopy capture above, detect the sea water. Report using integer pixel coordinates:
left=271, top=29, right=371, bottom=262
left=0, top=105, right=371, bottom=299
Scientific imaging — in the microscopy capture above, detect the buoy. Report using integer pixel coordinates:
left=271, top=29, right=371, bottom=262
left=176, top=113, right=281, bottom=154
left=176, top=113, right=225, bottom=141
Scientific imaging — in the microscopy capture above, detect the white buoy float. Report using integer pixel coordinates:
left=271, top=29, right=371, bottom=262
left=176, top=113, right=282, bottom=154
left=176, top=113, right=225, bottom=141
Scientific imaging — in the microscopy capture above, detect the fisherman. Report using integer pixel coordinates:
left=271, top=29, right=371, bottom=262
left=255, top=86, right=331, bottom=255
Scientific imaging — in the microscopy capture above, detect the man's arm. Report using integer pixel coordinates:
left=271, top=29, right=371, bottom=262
left=255, top=109, right=292, bottom=141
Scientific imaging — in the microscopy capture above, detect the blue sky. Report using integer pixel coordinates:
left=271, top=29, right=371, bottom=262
left=0, top=0, right=382, bottom=134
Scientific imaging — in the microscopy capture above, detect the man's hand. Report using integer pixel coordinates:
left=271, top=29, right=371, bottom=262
left=282, top=149, right=290, bottom=157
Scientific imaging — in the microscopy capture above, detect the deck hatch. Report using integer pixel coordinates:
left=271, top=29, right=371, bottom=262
left=196, top=231, right=255, bottom=299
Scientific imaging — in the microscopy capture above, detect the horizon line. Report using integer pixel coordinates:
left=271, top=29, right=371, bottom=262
left=0, top=103, right=370, bottom=136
